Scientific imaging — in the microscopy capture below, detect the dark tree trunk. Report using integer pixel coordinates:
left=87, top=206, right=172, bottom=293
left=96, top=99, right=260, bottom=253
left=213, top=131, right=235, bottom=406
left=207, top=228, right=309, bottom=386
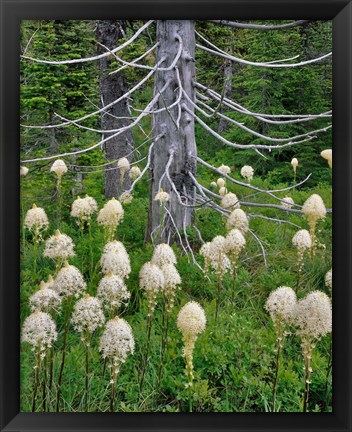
left=218, top=58, right=233, bottom=133
left=95, top=20, right=134, bottom=198
left=145, top=20, right=197, bottom=243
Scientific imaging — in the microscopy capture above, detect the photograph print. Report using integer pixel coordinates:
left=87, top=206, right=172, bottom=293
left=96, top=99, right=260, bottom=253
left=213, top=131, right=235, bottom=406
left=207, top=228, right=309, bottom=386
left=20, top=19, right=332, bottom=413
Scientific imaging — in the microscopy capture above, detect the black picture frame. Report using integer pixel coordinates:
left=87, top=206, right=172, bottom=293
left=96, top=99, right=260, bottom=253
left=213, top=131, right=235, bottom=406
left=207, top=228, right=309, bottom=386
left=1, top=1, right=351, bottom=431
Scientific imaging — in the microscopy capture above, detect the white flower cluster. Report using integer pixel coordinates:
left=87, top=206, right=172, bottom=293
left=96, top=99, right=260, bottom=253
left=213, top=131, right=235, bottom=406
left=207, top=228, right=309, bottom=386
left=97, top=272, right=131, bottom=312
left=129, top=165, right=141, bottom=180
left=97, top=198, right=124, bottom=238
left=54, top=262, right=87, bottom=298
left=24, top=204, right=49, bottom=238
left=177, top=301, right=206, bottom=385
left=43, top=230, right=75, bottom=260
left=226, top=208, right=249, bottom=233
left=282, top=197, right=294, bottom=209
left=200, top=236, right=232, bottom=278
left=218, top=164, right=231, bottom=175
left=29, top=280, right=62, bottom=313
left=219, top=186, right=228, bottom=197
left=221, top=192, right=240, bottom=210
left=302, top=194, right=326, bottom=225
left=117, top=157, right=130, bottom=174
left=99, top=317, right=135, bottom=366
left=291, top=158, right=298, bottom=172
left=217, top=178, right=225, bottom=188
left=325, top=269, right=332, bottom=291
left=22, top=310, right=58, bottom=352
left=292, top=229, right=312, bottom=272
left=302, top=194, right=326, bottom=256
left=240, top=165, right=254, bottom=182
left=292, top=229, right=312, bottom=250
left=151, top=243, right=177, bottom=267
left=20, top=166, right=29, bottom=176
left=139, top=262, right=165, bottom=316
left=100, top=241, right=131, bottom=279
left=161, top=264, right=182, bottom=313
left=50, top=159, right=68, bottom=178
left=71, top=295, right=105, bottom=337
left=71, top=195, right=98, bottom=225
left=294, top=291, right=332, bottom=340
left=119, top=192, right=133, bottom=204
left=177, top=301, right=206, bottom=340
left=224, top=229, right=246, bottom=257
left=320, top=149, right=332, bottom=168
left=154, top=189, right=170, bottom=203
left=265, top=286, right=297, bottom=328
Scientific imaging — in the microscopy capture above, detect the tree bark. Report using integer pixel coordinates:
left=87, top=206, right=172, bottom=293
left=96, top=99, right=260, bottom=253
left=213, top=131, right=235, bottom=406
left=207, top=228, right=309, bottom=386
left=218, top=58, right=233, bottom=133
left=146, top=20, right=197, bottom=243
left=96, top=20, right=134, bottom=198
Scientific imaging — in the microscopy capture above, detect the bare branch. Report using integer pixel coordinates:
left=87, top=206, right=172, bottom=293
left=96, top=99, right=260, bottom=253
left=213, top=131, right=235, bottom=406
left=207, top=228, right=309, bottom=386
left=196, top=32, right=331, bottom=68
left=209, top=20, right=309, bottom=30
left=183, top=104, right=318, bottom=151
left=21, top=20, right=154, bottom=65
left=21, top=80, right=170, bottom=163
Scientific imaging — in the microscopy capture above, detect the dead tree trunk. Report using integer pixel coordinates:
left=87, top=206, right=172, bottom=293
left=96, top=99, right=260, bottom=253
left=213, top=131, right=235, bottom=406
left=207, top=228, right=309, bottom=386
left=218, top=59, right=233, bottom=133
left=146, top=20, right=197, bottom=243
left=96, top=20, right=134, bottom=198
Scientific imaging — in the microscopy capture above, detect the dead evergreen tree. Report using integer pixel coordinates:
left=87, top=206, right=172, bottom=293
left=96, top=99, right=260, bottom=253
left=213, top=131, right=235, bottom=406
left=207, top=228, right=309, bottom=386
left=21, top=19, right=332, bottom=260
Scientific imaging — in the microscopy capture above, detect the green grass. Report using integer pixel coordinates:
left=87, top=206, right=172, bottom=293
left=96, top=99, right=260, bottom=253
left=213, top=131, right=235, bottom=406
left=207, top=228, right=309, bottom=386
left=20, top=171, right=332, bottom=413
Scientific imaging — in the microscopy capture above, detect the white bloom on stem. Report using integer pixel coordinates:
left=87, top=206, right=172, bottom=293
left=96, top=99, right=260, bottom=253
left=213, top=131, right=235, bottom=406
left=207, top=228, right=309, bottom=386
left=71, top=195, right=98, bottom=224
left=210, top=181, right=217, bottom=189
left=294, top=291, right=332, bottom=340
left=71, top=295, right=105, bottom=336
left=282, top=197, right=294, bottom=209
left=139, top=262, right=164, bottom=316
left=265, top=286, right=297, bottom=326
left=292, top=229, right=312, bottom=272
left=24, top=204, right=49, bottom=238
left=216, top=178, right=225, bottom=188
left=97, top=198, right=124, bottom=230
left=129, top=165, right=141, bottom=180
left=97, top=272, right=131, bottom=312
left=119, top=192, right=133, bottom=204
left=224, top=229, right=246, bottom=255
left=50, top=159, right=68, bottom=178
left=117, top=157, right=130, bottom=173
left=99, top=317, right=135, bottom=365
left=154, top=188, right=170, bottom=203
left=100, top=241, right=131, bottom=279
left=226, top=209, right=249, bottom=233
left=221, top=192, right=240, bottom=210
left=54, top=261, right=86, bottom=298
left=29, top=280, right=62, bottom=313
left=240, top=165, right=254, bottom=182
left=325, top=269, right=332, bottom=291
left=161, top=264, right=181, bottom=313
left=22, top=310, right=57, bottom=351
left=291, top=158, right=298, bottom=173
left=292, top=229, right=312, bottom=250
left=177, top=301, right=206, bottom=386
left=302, top=194, right=326, bottom=222
left=320, top=149, right=332, bottom=168
left=151, top=243, right=177, bottom=267
left=218, top=164, right=231, bottom=175
left=219, top=186, right=228, bottom=197
left=20, top=166, right=29, bottom=176
left=43, top=229, right=75, bottom=260
left=177, top=301, right=206, bottom=341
